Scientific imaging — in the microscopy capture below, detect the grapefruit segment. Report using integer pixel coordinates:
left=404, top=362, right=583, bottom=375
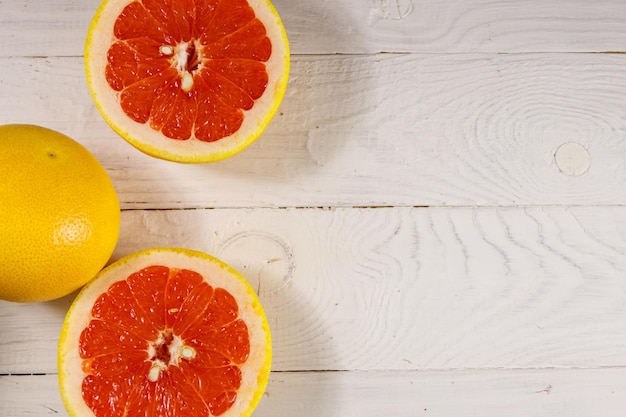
left=198, top=0, right=256, bottom=45
left=59, top=248, right=271, bottom=417
left=204, top=59, right=269, bottom=101
left=202, top=19, right=272, bottom=61
left=86, top=0, right=289, bottom=162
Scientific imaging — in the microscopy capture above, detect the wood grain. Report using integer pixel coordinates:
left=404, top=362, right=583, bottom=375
left=3, top=368, right=626, bottom=417
left=2, top=54, right=626, bottom=208
left=2, top=0, right=625, bottom=415
left=3, top=0, right=626, bottom=56
left=2, top=207, right=625, bottom=375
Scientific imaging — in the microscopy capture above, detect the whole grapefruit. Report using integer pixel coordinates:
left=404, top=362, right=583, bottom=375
left=0, top=124, right=120, bottom=302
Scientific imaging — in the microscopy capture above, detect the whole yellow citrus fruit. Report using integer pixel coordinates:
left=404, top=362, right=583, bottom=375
left=0, top=124, right=120, bottom=303
left=59, top=247, right=271, bottom=417
left=85, top=0, right=290, bottom=163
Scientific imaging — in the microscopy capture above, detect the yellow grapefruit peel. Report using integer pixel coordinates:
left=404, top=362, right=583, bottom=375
left=0, top=124, right=120, bottom=303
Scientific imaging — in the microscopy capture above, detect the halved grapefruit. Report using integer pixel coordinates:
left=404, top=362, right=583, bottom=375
left=58, top=247, right=271, bottom=417
left=85, top=0, right=290, bottom=163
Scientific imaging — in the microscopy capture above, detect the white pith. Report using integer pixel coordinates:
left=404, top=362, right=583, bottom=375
left=85, top=0, right=290, bottom=163
left=58, top=248, right=272, bottom=417
left=173, top=41, right=197, bottom=92
left=146, top=331, right=197, bottom=382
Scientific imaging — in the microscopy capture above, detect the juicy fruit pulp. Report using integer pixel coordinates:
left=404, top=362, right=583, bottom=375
left=0, top=124, right=120, bottom=303
left=86, top=0, right=290, bottom=163
left=81, top=266, right=249, bottom=416
left=108, top=0, right=271, bottom=142
left=59, top=248, right=271, bottom=417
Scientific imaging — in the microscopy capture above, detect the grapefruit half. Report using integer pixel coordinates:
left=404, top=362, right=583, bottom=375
left=58, top=247, right=271, bottom=417
left=85, top=0, right=290, bottom=163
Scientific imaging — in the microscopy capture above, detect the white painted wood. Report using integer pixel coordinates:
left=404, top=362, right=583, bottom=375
left=3, top=0, right=626, bottom=57
left=3, top=368, right=626, bottom=417
left=2, top=207, right=626, bottom=375
left=235, top=368, right=626, bottom=417
left=2, top=0, right=626, bottom=415
left=2, top=53, right=626, bottom=208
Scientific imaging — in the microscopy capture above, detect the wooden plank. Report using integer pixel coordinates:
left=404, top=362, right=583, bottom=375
left=2, top=207, right=626, bottom=374
left=259, top=368, right=626, bottom=417
left=3, top=0, right=626, bottom=57
left=0, top=0, right=90, bottom=57
left=2, top=54, right=626, bottom=208
left=3, top=367, right=626, bottom=417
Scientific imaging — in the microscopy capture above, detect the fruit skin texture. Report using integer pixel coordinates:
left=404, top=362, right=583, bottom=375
left=0, top=124, right=120, bottom=303
left=85, top=0, right=290, bottom=164
left=58, top=247, right=272, bottom=417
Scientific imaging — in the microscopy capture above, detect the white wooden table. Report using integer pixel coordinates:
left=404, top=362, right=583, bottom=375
left=2, top=0, right=626, bottom=415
